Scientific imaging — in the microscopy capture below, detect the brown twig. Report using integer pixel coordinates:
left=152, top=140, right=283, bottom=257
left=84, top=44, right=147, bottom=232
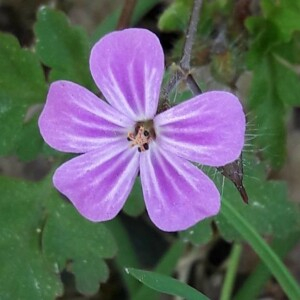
left=117, top=0, right=137, bottom=30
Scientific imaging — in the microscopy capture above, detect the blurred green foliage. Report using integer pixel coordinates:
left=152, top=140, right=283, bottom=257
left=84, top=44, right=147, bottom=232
left=0, top=1, right=300, bottom=299
left=158, top=0, right=193, bottom=32
left=246, top=0, right=300, bottom=167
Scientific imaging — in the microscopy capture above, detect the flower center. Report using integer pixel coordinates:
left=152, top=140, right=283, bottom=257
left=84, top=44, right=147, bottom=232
left=127, top=122, right=155, bottom=152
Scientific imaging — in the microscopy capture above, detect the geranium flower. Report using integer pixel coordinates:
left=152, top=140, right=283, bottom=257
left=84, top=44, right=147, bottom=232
left=39, top=28, right=245, bottom=232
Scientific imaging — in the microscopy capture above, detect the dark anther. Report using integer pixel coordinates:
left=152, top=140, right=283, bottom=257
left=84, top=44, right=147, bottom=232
left=144, top=130, right=149, bottom=137
left=138, top=147, right=141, bottom=152
left=143, top=143, right=149, bottom=150
left=127, top=137, right=131, bottom=141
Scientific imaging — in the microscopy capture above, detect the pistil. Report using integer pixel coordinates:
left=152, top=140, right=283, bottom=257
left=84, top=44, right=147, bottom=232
left=127, top=124, right=153, bottom=152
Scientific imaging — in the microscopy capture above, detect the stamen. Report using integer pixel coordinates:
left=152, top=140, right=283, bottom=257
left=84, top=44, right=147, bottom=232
left=127, top=125, right=152, bottom=152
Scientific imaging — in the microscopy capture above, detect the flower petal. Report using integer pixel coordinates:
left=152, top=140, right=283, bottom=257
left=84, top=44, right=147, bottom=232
left=154, top=91, right=246, bottom=166
left=90, top=28, right=164, bottom=120
left=53, top=142, right=139, bottom=222
left=140, top=144, right=220, bottom=232
left=39, top=80, right=134, bottom=153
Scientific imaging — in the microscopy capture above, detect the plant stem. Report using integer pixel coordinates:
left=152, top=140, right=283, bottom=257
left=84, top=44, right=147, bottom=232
left=180, top=0, right=203, bottom=71
left=117, top=0, right=137, bottom=30
left=161, top=0, right=203, bottom=103
left=220, top=243, right=242, bottom=300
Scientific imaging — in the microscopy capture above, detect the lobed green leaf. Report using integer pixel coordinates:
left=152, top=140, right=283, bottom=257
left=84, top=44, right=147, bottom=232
left=35, top=7, right=95, bottom=90
left=0, top=176, right=117, bottom=297
left=0, top=33, right=47, bottom=157
left=261, top=0, right=300, bottom=42
left=0, top=178, right=62, bottom=299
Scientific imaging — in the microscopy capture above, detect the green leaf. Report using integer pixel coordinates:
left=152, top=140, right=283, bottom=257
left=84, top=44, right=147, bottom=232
left=273, top=37, right=300, bottom=65
left=73, top=258, right=109, bottom=294
left=247, top=56, right=286, bottom=168
left=35, top=7, right=95, bottom=90
left=0, top=178, right=62, bottom=300
left=215, top=155, right=300, bottom=240
left=159, top=0, right=230, bottom=37
left=180, top=218, right=213, bottom=245
left=0, top=33, right=47, bottom=156
left=133, top=241, right=185, bottom=300
left=272, top=55, right=300, bottom=106
left=0, top=176, right=117, bottom=297
left=158, top=0, right=192, bottom=32
left=246, top=0, right=300, bottom=68
left=123, top=177, right=145, bottom=217
left=220, top=199, right=300, bottom=300
left=246, top=0, right=300, bottom=66
left=42, top=181, right=117, bottom=295
left=245, top=18, right=281, bottom=66
left=127, top=268, right=209, bottom=300
left=246, top=42, right=300, bottom=167
left=261, top=0, right=300, bottom=42
left=15, top=115, right=45, bottom=161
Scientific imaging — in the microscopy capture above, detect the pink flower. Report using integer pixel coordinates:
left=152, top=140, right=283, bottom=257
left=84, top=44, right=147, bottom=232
left=39, top=28, right=245, bottom=232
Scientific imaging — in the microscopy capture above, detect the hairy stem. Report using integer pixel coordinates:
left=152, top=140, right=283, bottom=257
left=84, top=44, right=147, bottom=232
left=161, top=0, right=203, bottom=103
left=180, top=0, right=203, bottom=71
